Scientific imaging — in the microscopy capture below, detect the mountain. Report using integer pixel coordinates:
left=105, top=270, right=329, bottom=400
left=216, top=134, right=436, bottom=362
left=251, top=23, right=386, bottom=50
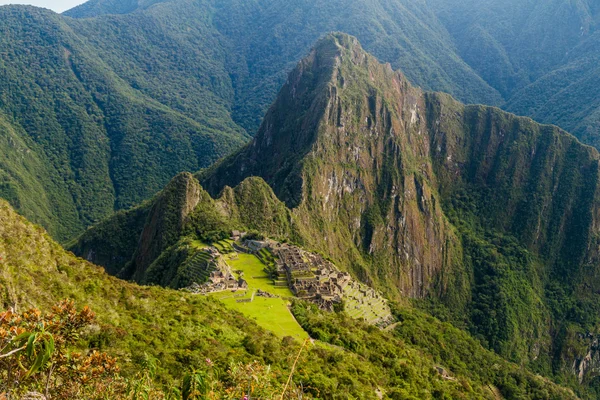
left=64, top=0, right=600, bottom=149
left=73, top=33, right=600, bottom=394
left=70, top=171, right=295, bottom=282
left=0, top=0, right=509, bottom=241
left=3, top=200, right=581, bottom=399
left=208, top=34, right=600, bottom=386
left=428, top=0, right=600, bottom=147
left=3, top=0, right=600, bottom=242
left=64, top=0, right=501, bottom=132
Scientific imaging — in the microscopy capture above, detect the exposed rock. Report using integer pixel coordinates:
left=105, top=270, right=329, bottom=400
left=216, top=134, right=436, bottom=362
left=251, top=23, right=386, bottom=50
left=569, top=333, right=600, bottom=383
left=256, top=289, right=278, bottom=298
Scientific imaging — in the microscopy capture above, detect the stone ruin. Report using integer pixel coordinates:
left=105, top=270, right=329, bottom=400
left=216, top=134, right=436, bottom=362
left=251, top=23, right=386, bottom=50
left=230, top=230, right=248, bottom=241
left=268, top=243, right=352, bottom=311
left=184, top=237, right=394, bottom=327
left=268, top=242, right=394, bottom=325
left=186, top=269, right=248, bottom=294
left=256, top=289, right=278, bottom=298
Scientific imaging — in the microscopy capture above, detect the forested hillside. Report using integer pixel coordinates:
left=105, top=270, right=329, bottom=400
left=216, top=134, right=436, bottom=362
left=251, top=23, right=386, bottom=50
left=0, top=0, right=504, bottom=241
left=0, top=5, right=247, bottom=241
left=64, top=0, right=503, bottom=135
left=429, top=0, right=600, bottom=146
left=66, top=0, right=600, bottom=148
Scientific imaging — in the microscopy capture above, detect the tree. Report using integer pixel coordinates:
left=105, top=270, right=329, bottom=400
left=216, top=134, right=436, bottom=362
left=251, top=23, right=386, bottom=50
left=0, top=300, right=124, bottom=399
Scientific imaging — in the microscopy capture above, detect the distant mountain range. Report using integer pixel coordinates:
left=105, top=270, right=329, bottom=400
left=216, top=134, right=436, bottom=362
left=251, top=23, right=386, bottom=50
left=1, top=0, right=599, bottom=241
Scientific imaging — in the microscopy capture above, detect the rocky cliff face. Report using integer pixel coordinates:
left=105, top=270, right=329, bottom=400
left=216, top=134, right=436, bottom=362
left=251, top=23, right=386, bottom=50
left=201, top=34, right=464, bottom=297
left=429, top=96, right=600, bottom=285
left=570, top=333, right=600, bottom=384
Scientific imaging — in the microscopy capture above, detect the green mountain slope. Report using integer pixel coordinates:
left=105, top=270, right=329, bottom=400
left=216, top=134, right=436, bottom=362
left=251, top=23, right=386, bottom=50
left=70, top=171, right=296, bottom=282
left=4, top=198, right=582, bottom=399
left=65, top=0, right=600, bottom=149
left=65, top=0, right=501, bottom=136
left=0, top=5, right=248, bottom=241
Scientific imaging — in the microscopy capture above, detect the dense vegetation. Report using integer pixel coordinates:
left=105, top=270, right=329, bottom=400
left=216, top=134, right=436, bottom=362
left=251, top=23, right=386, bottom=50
left=0, top=300, right=313, bottom=399
left=60, top=0, right=600, bottom=152
left=429, top=0, right=600, bottom=147
left=69, top=171, right=298, bottom=284
left=0, top=199, right=580, bottom=399
left=0, top=4, right=247, bottom=241
left=292, top=301, right=580, bottom=399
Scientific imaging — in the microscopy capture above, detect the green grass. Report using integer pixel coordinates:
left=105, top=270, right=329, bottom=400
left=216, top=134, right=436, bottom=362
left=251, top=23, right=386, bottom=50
left=226, top=253, right=293, bottom=296
left=209, top=253, right=305, bottom=339
left=212, top=242, right=225, bottom=253
left=191, top=240, right=209, bottom=249
left=210, top=292, right=308, bottom=340
left=213, top=240, right=235, bottom=254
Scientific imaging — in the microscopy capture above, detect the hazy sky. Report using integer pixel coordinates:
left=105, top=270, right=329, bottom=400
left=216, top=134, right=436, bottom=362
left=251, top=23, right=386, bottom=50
left=0, top=0, right=86, bottom=13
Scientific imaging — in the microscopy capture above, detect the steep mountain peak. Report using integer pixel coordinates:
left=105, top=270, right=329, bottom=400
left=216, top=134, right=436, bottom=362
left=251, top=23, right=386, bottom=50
left=312, top=32, right=403, bottom=82
left=199, top=33, right=456, bottom=301
left=125, top=171, right=203, bottom=281
left=200, top=32, right=415, bottom=206
left=312, top=32, right=365, bottom=65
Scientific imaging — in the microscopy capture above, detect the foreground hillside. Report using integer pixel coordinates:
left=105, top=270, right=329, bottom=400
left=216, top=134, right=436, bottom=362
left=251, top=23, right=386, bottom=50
left=2, top=199, right=581, bottom=398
